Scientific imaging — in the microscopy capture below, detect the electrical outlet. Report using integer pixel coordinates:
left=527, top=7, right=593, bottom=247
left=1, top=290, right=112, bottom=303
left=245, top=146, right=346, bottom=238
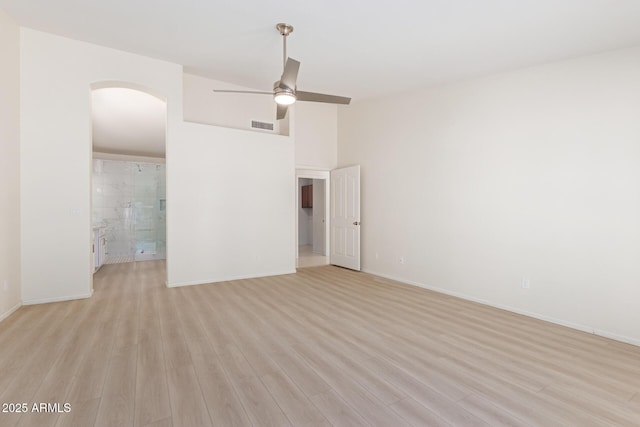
left=521, top=277, right=530, bottom=289
left=400, top=257, right=405, bottom=264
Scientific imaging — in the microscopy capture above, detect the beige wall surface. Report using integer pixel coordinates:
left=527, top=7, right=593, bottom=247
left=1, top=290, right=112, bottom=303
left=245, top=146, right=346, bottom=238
left=0, top=9, right=21, bottom=319
left=338, top=46, right=640, bottom=345
left=294, top=102, right=338, bottom=170
left=183, top=73, right=284, bottom=134
left=184, top=72, right=338, bottom=171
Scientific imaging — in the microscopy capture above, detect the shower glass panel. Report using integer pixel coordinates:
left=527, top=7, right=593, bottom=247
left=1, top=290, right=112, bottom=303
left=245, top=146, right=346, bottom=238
left=92, top=159, right=166, bottom=264
left=134, top=163, right=166, bottom=260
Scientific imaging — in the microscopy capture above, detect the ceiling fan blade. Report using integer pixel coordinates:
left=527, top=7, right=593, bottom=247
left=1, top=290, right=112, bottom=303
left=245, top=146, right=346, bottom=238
left=213, top=89, right=273, bottom=95
left=297, top=90, right=351, bottom=105
left=279, top=58, right=300, bottom=90
left=276, top=104, right=288, bottom=120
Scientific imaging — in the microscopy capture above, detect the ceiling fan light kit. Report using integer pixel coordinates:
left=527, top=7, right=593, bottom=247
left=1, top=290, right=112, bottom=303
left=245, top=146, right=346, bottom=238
left=274, top=92, right=296, bottom=105
left=213, top=23, right=351, bottom=120
left=273, top=86, right=296, bottom=105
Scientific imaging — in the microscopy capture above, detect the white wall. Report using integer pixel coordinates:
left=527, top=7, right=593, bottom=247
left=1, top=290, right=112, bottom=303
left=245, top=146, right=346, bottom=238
left=0, top=10, right=21, bottom=320
left=20, top=29, right=295, bottom=300
left=183, top=73, right=284, bottom=135
left=20, top=29, right=183, bottom=303
left=183, top=73, right=338, bottom=170
left=338, top=46, right=640, bottom=345
left=298, top=178, right=313, bottom=245
left=294, top=102, right=338, bottom=170
left=183, top=73, right=339, bottom=171
left=183, top=73, right=336, bottom=267
left=168, top=122, right=295, bottom=285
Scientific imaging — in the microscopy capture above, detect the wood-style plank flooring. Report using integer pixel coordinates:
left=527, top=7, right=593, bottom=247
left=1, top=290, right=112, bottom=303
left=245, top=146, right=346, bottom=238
left=1, top=261, right=639, bottom=426
left=297, top=245, right=329, bottom=268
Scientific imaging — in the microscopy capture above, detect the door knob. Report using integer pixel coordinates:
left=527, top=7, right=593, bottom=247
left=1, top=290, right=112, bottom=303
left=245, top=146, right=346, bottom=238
left=353, top=221, right=360, bottom=226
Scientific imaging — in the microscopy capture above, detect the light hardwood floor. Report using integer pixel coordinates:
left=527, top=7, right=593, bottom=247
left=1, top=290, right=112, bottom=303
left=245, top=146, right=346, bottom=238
left=1, top=261, right=639, bottom=426
left=297, top=245, right=329, bottom=268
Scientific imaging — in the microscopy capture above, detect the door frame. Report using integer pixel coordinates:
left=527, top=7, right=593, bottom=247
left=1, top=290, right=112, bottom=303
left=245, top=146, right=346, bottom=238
left=295, top=169, right=330, bottom=260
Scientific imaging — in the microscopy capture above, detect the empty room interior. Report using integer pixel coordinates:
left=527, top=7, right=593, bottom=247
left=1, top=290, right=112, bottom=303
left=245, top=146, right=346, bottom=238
left=1, top=1, right=640, bottom=426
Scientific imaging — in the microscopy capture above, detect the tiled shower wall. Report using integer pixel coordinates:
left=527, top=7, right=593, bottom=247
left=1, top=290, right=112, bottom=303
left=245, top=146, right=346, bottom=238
left=92, top=159, right=166, bottom=263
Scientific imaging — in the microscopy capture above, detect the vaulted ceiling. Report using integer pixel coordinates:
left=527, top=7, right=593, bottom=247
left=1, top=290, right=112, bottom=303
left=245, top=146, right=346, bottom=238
left=3, top=0, right=640, bottom=101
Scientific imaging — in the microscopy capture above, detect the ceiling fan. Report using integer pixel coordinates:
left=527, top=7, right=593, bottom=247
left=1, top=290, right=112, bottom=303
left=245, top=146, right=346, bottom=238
left=214, top=23, right=351, bottom=120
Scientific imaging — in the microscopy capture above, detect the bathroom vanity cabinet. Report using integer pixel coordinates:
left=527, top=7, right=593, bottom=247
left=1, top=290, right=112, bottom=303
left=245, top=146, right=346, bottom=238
left=93, top=226, right=106, bottom=272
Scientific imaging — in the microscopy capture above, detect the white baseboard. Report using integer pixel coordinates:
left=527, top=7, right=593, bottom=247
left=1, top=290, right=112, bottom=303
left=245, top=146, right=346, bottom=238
left=0, top=302, right=22, bottom=322
left=22, top=291, right=93, bottom=306
left=362, top=268, right=640, bottom=348
left=167, top=269, right=297, bottom=288
left=593, top=329, right=640, bottom=347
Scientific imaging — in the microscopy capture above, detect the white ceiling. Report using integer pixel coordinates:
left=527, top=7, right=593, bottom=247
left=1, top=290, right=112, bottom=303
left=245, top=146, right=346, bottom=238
left=91, top=88, right=166, bottom=157
left=3, top=1, right=640, bottom=101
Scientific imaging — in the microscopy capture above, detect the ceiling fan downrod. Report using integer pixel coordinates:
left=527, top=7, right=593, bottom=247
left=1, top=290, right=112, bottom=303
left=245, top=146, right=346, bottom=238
left=276, top=23, right=294, bottom=69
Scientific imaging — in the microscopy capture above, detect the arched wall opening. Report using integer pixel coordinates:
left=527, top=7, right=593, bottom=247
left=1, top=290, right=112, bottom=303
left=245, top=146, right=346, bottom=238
left=90, top=82, right=168, bottom=277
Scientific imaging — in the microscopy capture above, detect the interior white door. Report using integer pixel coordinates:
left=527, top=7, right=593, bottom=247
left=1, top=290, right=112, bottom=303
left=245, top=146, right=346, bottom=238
left=312, top=179, right=325, bottom=254
left=330, top=165, right=361, bottom=271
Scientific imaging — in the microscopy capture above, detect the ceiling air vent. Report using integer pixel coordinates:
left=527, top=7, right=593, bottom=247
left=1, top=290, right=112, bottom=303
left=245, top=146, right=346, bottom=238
left=250, top=120, right=275, bottom=131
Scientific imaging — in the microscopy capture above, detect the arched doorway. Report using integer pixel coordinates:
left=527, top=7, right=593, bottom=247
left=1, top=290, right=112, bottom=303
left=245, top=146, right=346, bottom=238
left=89, top=83, right=167, bottom=270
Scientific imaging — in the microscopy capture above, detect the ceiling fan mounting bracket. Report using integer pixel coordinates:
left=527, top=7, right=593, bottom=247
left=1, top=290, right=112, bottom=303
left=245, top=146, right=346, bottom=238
left=276, top=23, right=294, bottom=37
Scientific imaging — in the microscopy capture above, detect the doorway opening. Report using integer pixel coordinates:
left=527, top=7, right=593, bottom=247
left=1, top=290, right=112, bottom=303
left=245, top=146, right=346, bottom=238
left=296, top=170, right=330, bottom=268
left=90, top=83, right=167, bottom=272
